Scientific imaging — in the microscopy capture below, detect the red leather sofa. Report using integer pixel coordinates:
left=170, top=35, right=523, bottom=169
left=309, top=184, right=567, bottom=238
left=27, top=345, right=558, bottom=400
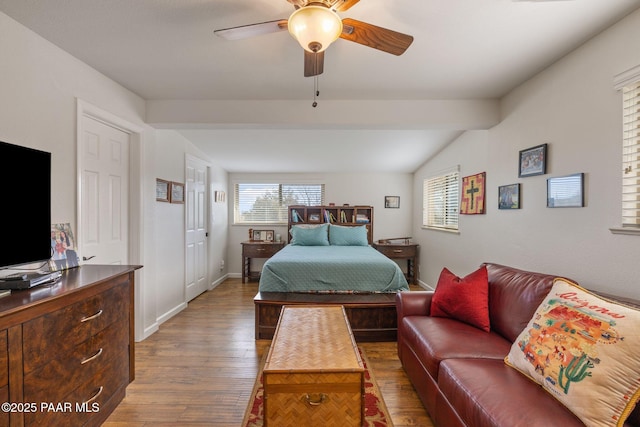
left=396, top=263, right=640, bottom=427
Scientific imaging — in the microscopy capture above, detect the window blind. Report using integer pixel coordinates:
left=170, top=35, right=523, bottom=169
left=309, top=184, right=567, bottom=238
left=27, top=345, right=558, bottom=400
left=423, top=166, right=459, bottom=230
left=622, top=81, right=640, bottom=227
left=234, top=183, right=324, bottom=224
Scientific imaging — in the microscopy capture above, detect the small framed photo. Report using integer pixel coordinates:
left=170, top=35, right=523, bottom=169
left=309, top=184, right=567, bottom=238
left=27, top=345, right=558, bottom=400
left=498, top=184, right=521, bottom=210
left=385, top=196, right=400, bottom=208
left=547, top=173, right=584, bottom=208
left=214, top=190, right=226, bottom=203
left=171, top=182, right=185, bottom=204
left=252, top=229, right=274, bottom=241
left=156, top=178, right=170, bottom=202
left=519, top=143, right=547, bottom=177
left=309, top=213, right=321, bottom=222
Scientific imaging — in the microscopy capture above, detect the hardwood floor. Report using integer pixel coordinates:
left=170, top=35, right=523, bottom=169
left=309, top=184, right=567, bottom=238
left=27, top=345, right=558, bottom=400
left=104, top=278, right=433, bottom=426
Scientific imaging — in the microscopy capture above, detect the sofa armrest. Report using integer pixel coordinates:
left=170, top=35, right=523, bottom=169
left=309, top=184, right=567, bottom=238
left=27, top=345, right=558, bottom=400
left=396, top=291, right=434, bottom=319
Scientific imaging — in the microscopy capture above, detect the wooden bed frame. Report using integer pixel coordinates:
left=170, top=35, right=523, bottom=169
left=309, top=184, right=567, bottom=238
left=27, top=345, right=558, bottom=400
left=254, top=204, right=399, bottom=342
left=254, top=291, right=398, bottom=342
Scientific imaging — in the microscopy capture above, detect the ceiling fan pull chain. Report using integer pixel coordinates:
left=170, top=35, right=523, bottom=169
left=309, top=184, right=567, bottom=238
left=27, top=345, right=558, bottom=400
left=312, top=75, right=319, bottom=107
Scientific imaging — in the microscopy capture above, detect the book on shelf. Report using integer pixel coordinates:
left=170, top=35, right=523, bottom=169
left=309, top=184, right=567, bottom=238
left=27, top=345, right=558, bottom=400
left=291, top=209, right=304, bottom=223
left=340, top=211, right=347, bottom=223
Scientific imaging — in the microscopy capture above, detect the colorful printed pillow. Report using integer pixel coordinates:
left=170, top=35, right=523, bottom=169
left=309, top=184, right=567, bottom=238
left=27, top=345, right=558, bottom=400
left=505, top=278, right=640, bottom=427
left=290, top=223, right=329, bottom=246
left=430, top=266, right=490, bottom=332
left=328, top=224, right=369, bottom=246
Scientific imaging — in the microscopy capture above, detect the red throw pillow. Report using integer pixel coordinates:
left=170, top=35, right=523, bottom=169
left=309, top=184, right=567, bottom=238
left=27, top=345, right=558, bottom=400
left=430, top=266, right=490, bottom=332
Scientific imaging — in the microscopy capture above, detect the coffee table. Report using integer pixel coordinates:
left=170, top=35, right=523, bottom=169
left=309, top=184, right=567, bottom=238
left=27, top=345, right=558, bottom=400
left=263, top=305, right=364, bottom=426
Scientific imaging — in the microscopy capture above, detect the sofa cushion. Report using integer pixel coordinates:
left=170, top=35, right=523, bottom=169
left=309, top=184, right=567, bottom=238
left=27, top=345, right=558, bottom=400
left=505, top=278, right=640, bottom=427
left=484, top=263, right=556, bottom=342
left=400, top=316, right=511, bottom=380
left=438, top=358, right=585, bottom=427
left=431, top=266, right=490, bottom=332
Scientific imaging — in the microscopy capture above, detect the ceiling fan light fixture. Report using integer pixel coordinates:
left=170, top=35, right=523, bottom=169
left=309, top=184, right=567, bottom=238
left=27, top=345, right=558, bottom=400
left=288, top=5, right=343, bottom=53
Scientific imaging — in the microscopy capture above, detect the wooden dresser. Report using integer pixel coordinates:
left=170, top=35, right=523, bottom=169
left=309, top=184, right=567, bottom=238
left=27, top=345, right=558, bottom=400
left=0, top=264, right=141, bottom=427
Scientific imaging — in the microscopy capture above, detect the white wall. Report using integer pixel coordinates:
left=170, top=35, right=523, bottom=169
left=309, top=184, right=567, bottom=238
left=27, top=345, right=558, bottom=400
left=227, top=172, right=414, bottom=275
left=0, top=11, right=230, bottom=341
left=413, top=9, right=640, bottom=299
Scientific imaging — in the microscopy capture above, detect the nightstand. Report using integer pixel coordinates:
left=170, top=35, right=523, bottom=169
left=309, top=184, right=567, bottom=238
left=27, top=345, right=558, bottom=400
left=241, top=241, right=285, bottom=283
left=372, top=242, right=419, bottom=284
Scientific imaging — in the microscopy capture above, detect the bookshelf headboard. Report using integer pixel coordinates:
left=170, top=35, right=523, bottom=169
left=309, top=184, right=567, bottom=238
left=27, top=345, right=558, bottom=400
left=287, top=205, right=374, bottom=244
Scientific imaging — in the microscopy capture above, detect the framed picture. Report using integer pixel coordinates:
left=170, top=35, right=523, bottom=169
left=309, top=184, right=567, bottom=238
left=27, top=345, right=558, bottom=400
left=498, top=184, right=521, bottom=209
left=547, top=173, right=584, bottom=208
left=49, top=223, right=79, bottom=271
left=519, top=143, right=547, bottom=177
left=170, top=182, right=185, bottom=204
left=460, top=172, right=486, bottom=214
left=252, top=229, right=274, bottom=241
left=156, top=178, right=170, bottom=202
left=214, top=190, right=226, bottom=203
left=309, top=213, right=321, bottom=222
left=385, top=196, right=400, bottom=208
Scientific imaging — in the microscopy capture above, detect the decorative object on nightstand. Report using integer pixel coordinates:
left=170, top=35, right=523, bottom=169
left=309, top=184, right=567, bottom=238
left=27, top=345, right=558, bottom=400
left=373, top=237, right=419, bottom=284
left=241, top=241, right=285, bottom=283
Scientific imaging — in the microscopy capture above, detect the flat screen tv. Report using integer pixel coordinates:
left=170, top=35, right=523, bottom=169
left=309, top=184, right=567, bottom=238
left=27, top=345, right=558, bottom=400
left=0, top=141, right=52, bottom=270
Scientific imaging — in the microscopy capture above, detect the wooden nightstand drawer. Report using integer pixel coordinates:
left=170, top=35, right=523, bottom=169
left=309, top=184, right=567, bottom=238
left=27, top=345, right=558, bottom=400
left=243, top=243, right=283, bottom=258
left=374, top=244, right=416, bottom=258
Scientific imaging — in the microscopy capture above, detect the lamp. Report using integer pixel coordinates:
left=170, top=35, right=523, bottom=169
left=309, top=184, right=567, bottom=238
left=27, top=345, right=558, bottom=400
left=288, top=4, right=343, bottom=53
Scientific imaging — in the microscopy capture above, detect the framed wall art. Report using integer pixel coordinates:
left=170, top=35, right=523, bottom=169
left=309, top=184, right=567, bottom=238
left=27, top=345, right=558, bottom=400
left=498, top=184, right=521, bottom=209
left=156, top=178, right=170, bottom=202
left=385, top=196, right=400, bottom=208
left=171, top=182, right=185, bottom=204
left=547, top=173, right=584, bottom=208
left=519, top=143, right=547, bottom=177
left=460, top=172, right=486, bottom=214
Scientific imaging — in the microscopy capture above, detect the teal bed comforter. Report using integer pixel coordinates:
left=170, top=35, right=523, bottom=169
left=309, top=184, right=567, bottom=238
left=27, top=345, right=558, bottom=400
left=258, top=245, right=409, bottom=293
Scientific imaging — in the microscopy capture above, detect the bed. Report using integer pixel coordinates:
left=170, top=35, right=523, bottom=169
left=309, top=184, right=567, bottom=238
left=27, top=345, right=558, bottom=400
left=255, top=220, right=410, bottom=341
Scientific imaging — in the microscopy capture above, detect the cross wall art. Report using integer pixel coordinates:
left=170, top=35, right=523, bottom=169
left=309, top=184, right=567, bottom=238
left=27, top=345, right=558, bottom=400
left=460, top=172, right=486, bottom=215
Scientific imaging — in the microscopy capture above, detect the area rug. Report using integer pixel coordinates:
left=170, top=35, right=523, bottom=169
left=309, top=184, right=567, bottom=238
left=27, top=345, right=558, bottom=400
left=242, top=346, right=394, bottom=427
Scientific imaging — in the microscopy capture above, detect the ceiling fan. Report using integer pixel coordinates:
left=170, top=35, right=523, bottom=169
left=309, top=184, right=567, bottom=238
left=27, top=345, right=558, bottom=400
left=214, top=0, right=414, bottom=78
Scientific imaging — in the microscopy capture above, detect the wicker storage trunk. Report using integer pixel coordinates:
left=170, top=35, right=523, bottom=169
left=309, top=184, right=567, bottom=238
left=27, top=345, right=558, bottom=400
left=263, top=305, right=364, bottom=426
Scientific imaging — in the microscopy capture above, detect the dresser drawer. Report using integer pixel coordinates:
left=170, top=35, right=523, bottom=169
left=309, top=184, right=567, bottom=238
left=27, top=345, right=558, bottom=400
left=24, top=318, right=129, bottom=405
left=243, top=243, right=282, bottom=258
left=0, top=329, right=7, bottom=388
left=25, top=345, right=130, bottom=427
left=375, top=244, right=416, bottom=258
left=22, top=282, right=129, bottom=374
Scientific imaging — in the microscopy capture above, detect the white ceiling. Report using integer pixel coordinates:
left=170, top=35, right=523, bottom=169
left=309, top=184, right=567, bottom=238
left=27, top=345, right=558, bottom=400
left=2, top=0, right=639, bottom=172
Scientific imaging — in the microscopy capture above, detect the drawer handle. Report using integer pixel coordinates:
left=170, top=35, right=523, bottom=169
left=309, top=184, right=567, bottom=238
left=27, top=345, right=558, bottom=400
left=392, top=249, right=403, bottom=253
left=84, top=386, right=104, bottom=405
left=256, top=248, right=266, bottom=252
left=305, top=393, right=327, bottom=406
left=81, top=348, right=103, bottom=365
left=80, top=309, right=103, bottom=323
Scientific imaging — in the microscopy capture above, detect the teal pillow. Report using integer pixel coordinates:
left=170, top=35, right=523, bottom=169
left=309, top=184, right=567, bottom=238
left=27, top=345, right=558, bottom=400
left=290, top=224, right=329, bottom=246
left=329, top=224, right=369, bottom=246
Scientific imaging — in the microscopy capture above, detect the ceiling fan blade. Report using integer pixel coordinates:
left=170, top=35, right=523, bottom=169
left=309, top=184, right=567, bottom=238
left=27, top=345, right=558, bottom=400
left=214, top=19, right=288, bottom=41
left=304, top=50, right=325, bottom=77
left=340, top=18, right=413, bottom=56
left=333, top=0, right=360, bottom=12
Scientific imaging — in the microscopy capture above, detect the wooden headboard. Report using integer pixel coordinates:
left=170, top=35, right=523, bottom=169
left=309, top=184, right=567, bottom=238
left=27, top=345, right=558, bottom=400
left=287, top=205, right=374, bottom=244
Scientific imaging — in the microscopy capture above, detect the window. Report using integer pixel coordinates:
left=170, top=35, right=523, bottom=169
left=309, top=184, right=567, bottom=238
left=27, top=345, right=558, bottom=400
left=234, top=183, right=324, bottom=224
left=614, top=65, right=640, bottom=233
left=622, top=80, right=640, bottom=228
left=423, top=166, right=459, bottom=231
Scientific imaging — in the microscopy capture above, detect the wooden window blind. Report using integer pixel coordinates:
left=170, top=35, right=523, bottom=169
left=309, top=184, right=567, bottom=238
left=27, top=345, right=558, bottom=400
left=423, top=166, right=459, bottom=230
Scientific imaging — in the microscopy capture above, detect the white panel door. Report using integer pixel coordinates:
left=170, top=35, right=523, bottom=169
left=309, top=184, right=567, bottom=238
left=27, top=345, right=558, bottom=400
left=79, top=115, right=130, bottom=265
left=185, top=156, right=208, bottom=301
